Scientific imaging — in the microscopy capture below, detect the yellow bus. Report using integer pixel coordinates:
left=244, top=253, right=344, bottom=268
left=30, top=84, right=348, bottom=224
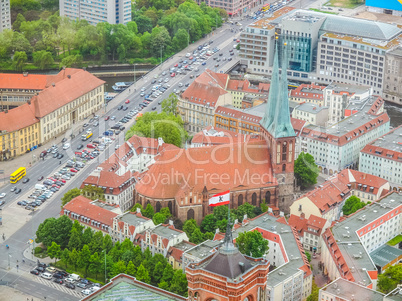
left=10, top=167, right=26, bottom=184
left=261, top=4, right=270, bottom=12
left=81, top=132, right=93, bottom=141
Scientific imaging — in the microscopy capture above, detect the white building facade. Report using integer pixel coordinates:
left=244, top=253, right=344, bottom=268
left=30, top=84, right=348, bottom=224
left=60, top=0, right=132, bottom=25
left=0, top=0, right=11, bottom=32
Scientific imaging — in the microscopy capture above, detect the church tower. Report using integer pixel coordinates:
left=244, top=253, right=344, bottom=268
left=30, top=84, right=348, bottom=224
left=260, top=42, right=296, bottom=212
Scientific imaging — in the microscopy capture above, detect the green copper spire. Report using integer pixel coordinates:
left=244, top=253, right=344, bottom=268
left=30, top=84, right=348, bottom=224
left=260, top=43, right=280, bottom=131
left=261, top=41, right=295, bottom=139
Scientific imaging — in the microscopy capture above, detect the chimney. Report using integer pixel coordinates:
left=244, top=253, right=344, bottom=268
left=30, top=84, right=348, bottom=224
left=169, top=220, right=174, bottom=226
left=23, top=72, right=28, bottom=77
left=301, top=212, right=305, bottom=219
left=67, top=74, right=71, bottom=79
left=52, top=83, right=55, bottom=87
left=239, top=262, right=245, bottom=273
left=136, top=207, right=141, bottom=214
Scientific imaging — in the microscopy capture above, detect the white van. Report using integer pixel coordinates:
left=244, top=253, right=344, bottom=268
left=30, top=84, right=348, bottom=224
left=35, top=184, right=46, bottom=190
left=70, top=273, right=81, bottom=281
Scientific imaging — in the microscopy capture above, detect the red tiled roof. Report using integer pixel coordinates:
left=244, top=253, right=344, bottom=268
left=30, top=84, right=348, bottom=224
left=301, top=112, right=389, bottom=147
left=135, top=141, right=277, bottom=199
left=127, top=135, right=179, bottom=156
left=0, top=102, right=39, bottom=132
left=0, top=73, right=48, bottom=90
left=290, top=83, right=325, bottom=100
left=81, top=168, right=132, bottom=194
left=31, top=68, right=105, bottom=118
left=181, top=69, right=229, bottom=107
left=226, top=79, right=270, bottom=94
left=288, top=214, right=307, bottom=233
left=336, top=169, right=388, bottom=195
left=62, top=195, right=118, bottom=227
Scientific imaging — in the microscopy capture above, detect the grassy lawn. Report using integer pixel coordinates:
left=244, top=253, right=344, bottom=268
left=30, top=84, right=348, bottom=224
left=324, top=0, right=364, bottom=9
left=309, top=8, right=338, bottom=15
left=387, top=234, right=402, bottom=246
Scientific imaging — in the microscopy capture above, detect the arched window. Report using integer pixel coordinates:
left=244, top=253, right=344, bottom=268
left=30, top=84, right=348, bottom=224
left=156, top=202, right=162, bottom=213
left=168, top=201, right=173, bottom=214
left=265, top=191, right=271, bottom=204
left=187, top=209, right=195, bottom=220
left=282, top=142, right=287, bottom=161
left=238, top=194, right=243, bottom=206
left=252, top=192, right=257, bottom=206
left=282, top=164, right=286, bottom=172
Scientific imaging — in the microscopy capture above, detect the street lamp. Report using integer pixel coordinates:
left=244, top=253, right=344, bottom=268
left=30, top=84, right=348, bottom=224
left=31, top=208, right=35, bottom=259
left=102, top=250, right=107, bottom=283
left=160, top=46, right=164, bottom=70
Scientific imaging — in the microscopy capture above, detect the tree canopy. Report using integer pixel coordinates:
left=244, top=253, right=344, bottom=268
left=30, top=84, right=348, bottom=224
left=342, top=195, right=366, bottom=216
left=378, top=264, right=402, bottom=293
left=236, top=230, right=269, bottom=258
left=294, top=152, right=319, bottom=189
left=125, top=111, right=188, bottom=147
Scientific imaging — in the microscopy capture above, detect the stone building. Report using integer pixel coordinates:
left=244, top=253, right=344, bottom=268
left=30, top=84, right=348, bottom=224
left=384, top=47, right=402, bottom=105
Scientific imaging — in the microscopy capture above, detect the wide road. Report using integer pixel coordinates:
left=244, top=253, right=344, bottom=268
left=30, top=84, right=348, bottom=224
left=0, top=0, right=318, bottom=299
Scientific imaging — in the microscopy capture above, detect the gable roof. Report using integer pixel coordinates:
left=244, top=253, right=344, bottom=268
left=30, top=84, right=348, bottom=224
left=0, top=73, right=48, bottom=90
left=0, top=102, right=39, bottom=132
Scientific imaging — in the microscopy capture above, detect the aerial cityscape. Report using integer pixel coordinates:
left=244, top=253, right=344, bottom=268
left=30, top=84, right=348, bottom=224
left=0, top=0, right=401, bottom=300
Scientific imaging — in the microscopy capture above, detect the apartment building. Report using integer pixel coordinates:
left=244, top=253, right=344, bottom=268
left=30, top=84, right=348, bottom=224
left=288, top=83, right=325, bottom=106
left=240, top=8, right=402, bottom=96
left=195, top=0, right=262, bottom=16
left=178, top=69, right=231, bottom=134
left=0, top=104, right=40, bottom=160
left=291, top=102, right=328, bottom=126
left=110, top=210, right=154, bottom=243
left=359, top=125, right=402, bottom=191
left=226, top=79, right=269, bottom=108
left=60, top=195, right=121, bottom=234
left=323, top=82, right=372, bottom=125
left=383, top=47, right=402, bottom=105
left=300, top=96, right=390, bottom=174
left=290, top=169, right=389, bottom=223
left=60, top=0, right=132, bottom=25
left=0, top=0, right=11, bottom=32
left=320, top=192, right=402, bottom=289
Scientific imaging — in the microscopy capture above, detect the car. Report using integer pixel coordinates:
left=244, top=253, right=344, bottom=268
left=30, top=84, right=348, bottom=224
left=37, top=176, right=44, bottom=181
left=0, top=200, right=4, bottom=206
left=152, top=107, right=157, bottom=110
left=228, top=57, right=232, bottom=61
left=115, top=130, right=121, bottom=135
left=151, top=79, right=156, bottom=84
left=22, top=178, right=30, bottom=183
left=62, top=143, right=70, bottom=150
left=123, top=106, right=128, bottom=111
left=219, top=53, right=223, bottom=56
left=171, top=73, right=175, bottom=77
left=11, top=187, right=16, bottom=192
left=30, top=269, right=39, bottom=275
left=215, top=64, right=219, bottom=67
left=229, top=49, right=234, bottom=53
left=93, top=121, right=99, bottom=127
left=82, top=289, right=92, bottom=295
left=83, top=123, right=89, bottom=128
left=110, top=116, right=116, bottom=120
left=57, top=153, right=64, bottom=159
left=104, top=116, right=110, bottom=121
left=70, top=168, right=78, bottom=173
left=53, top=279, right=64, bottom=285
left=0, top=193, right=6, bottom=199
left=77, top=144, right=84, bottom=150
left=117, top=105, right=123, bottom=110
left=15, top=188, right=22, bottom=194
left=41, top=272, right=53, bottom=280
left=230, top=52, right=235, bottom=56
left=61, top=138, right=68, bottom=143
left=236, top=39, right=240, bottom=43
left=174, top=63, right=178, bottom=67
left=202, top=62, right=206, bottom=65
left=46, top=266, right=56, bottom=273
left=140, top=92, right=145, bottom=97
left=53, top=152, right=59, bottom=158
left=65, top=283, right=75, bottom=289
left=125, top=99, right=130, bottom=104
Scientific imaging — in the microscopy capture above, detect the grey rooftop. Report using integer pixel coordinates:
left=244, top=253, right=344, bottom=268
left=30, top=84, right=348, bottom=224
left=321, top=278, right=385, bottom=301
left=369, top=244, right=402, bottom=269
left=294, top=102, right=327, bottom=114
left=369, top=125, right=402, bottom=153
left=118, top=211, right=149, bottom=226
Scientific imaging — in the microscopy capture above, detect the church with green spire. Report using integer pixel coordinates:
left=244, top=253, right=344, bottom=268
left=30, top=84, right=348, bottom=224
left=260, top=41, right=296, bottom=212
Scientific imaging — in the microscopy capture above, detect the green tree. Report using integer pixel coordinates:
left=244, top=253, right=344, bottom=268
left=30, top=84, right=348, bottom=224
left=216, top=218, right=228, bottom=233
left=305, top=251, right=312, bottom=263
left=236, top=230, right=269, bottom=258
left=78, top=244, right=91, bottom=277
left=307, top=279, right=319, bottom=301
left=90, top=231, right=105, bottom=254
left=169, top=269, right=188, bottom=296
left=36, top=216, right=73, bottom=248
left=89, top=252, right=102, bottom=279
left=190, top=228, right=205, bottom=244
left=160, top=207, right=171, bottom=218
left=294, top=152, right=319, bottom=189
left=152, top=261, right=165, bottom=285
left=233, top=203, right=256, bottom=221
left=126, top=261, right=136, bottom=276
left=12, top=51, right=27, bottom=71
left=203, top=231, right=214, bottom=240
left=342, top=196, right=366, bottom=216
left=125, top=111, right=187, bottom=147
left=158, top=281, right=170, bottom=290
left=136, top=264, right=151, bottom=284
left=183, top=219, right=198, bottom=238
left=69, top=248, right=80, bottom=270
left=200, top=214, right=217, bottom=233
left=142, top=203, right=155, bottom=219
left=153, top=212, right=167, bottom=225
left=59, top=54, right=83, bottom=68
left=378, top=265, right=402, bottom=293
left=68, top=227, right=83, bottom=251
left=32, top=50, right=54, bottom=70
left=161, top=263, right=174, bottom=284
left=60, top=248, right=70, bottom=269
left=103, top=234, right=113, bottom=253
left=111, top=260, right=127, bottom=276
left=82, top=227, right=93, bottom=246
left=12, top=13, right=26, bottom=31
left=161, top=93, right=179, bottom=116
left=82, top=185, right=105, bottom=201
left=130, top=203, right=143, bottom=213
left=260, top=201, right=269, bottom=213
left=134, top=15, right=153, bottom=34
left=172, top=28, right=189, bottom=51
left=61, top=188, right=81, bottom=207
left=47, top=242, right=61, bottom=264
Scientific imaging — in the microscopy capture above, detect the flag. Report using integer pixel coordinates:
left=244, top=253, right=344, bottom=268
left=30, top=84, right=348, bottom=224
left=209, top=190, right=230, bottom=207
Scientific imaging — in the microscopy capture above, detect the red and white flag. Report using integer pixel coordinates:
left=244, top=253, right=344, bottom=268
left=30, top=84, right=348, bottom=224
left=209, top=190, right=230, bottom=207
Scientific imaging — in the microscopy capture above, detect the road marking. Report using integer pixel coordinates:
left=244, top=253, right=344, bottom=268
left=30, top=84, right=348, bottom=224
left=34, top=276, right=84, bottom=298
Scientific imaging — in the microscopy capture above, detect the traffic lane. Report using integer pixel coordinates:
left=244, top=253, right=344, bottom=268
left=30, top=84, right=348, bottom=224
left=0, top=269, right=78, bottom=301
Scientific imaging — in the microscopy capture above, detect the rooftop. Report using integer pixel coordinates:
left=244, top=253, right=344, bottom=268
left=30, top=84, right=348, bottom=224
left=248, top=6, right=296, bottom=29
left=364, top=125, right=402, bottom=155
left=369, top=244, right=402, bottom=269
left=0, top=102, right=39, bottom=133
left=325, top=82, right=372, bottom=96
left=330, top=193, right=402, bottom=285
left=118, top=211, right=150, bottom=226
left=0, top=73, right=48, bottom=90
left=151, top=224, right=184, bottom=239
left=294, top=102, right=328, bottom=114
left=183, top=240, right=222, bottom=262
left=322, top=32, right=402, bottom=50
left=83, top=273, right=186, bottom=301
left=321, top=278, right=385, bottom=301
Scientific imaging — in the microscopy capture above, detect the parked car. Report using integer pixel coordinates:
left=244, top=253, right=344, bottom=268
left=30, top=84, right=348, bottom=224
left=15, top=188, right=22, bottom=194
left=46, top=266, right=56, bottom=273
left=22, top=178, right=30, bottom=183
left=30, top=269, right=39, bottom=275
left=0, top=193, right=6, bottom=199
left=65, top=283, right=75, bottom=289
left=41, top=272, right=53, bottom=280
left=53, top=279, right=64, bottom=285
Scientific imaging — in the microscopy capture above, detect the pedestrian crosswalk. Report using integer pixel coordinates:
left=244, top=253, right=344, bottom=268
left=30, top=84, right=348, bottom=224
left=34, top=276, right=83, bottom=299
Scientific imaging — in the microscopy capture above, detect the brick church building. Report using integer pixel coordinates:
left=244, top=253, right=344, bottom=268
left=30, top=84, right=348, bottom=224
left=133, top=46, right=296, bottom=223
